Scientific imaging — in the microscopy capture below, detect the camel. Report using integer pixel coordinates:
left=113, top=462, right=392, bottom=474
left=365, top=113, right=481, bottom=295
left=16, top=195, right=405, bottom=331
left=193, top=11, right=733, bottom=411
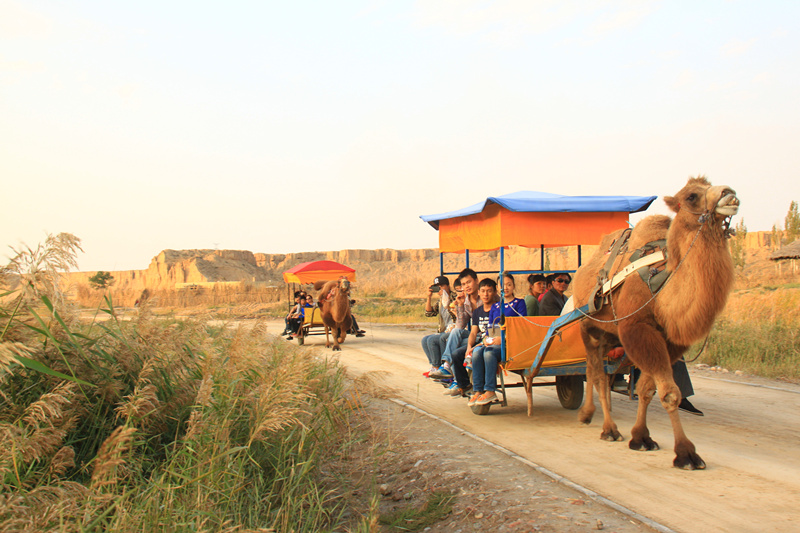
left=314, top=277, right=353, bottom=351
left=571, top=176, right=739, bottom=469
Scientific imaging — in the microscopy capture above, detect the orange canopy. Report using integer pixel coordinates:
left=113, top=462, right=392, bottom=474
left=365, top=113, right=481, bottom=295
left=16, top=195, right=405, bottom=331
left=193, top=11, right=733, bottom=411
left=421, top=191, right=656, bottom=253
left=282, top=260, right=356, bottom=284
left=437, top=204, right=631, bottom=253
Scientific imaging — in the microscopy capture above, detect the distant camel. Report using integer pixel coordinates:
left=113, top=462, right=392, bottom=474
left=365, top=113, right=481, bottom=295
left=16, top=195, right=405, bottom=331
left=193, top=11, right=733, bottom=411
left=314, top=278, right=353, bottom=351
left=571, top=176, right=739, bottom=469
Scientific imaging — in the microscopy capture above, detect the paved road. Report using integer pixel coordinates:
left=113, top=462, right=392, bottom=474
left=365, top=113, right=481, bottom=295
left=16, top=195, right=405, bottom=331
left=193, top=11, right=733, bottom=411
left=276, top=321, right=800, bottom=533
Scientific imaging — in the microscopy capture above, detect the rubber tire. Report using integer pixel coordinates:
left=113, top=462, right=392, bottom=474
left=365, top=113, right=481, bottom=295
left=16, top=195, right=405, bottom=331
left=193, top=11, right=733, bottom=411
left=471, top=403, right=491, bottom=415
left=556, top=375, right=584, bottom=410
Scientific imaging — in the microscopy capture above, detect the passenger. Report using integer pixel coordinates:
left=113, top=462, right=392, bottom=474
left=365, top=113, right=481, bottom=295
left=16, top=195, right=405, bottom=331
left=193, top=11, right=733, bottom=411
left=497, top=272, right=526, bottom=317
left=430, top=277, right=468, bottom=380
left=468, top=277, right=509, bottom=407
left=285, top=294, right=308, bottom=339
left=541, top=275, right=553, bottom=301
left=421, top=276, right=456, bottom=376
left=348, top=298, right=366, bottom=337
left=282, top=290, right=304, bottom=335
left=444, top=268, right=483, bottom=395
left=539, top=273, right=572, bottom=316
left=450, top=277, right=497, bottom=401
left=525, top=274, right=546, bottom=316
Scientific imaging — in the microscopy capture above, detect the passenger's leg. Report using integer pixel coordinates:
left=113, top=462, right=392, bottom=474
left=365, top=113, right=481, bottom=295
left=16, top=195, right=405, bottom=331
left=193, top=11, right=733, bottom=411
left=421, top=335, right=440, bottom=367
left=441, top=329, right=465, bottom=364
left=483, top=346, right=502, bottom=392
left=451, top=345, right=470, bottom=389
left=472, top=345, right=486, bottom=392
left=437, top=331, right=450, bottom=362
left=672, top=359, right=694, bottom=398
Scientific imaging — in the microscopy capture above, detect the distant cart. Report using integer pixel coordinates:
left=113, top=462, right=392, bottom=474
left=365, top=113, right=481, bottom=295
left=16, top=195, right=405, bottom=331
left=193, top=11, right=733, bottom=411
left=421, top=191, right=656, bottom=415
left=282, top=260, right=357, bottom=345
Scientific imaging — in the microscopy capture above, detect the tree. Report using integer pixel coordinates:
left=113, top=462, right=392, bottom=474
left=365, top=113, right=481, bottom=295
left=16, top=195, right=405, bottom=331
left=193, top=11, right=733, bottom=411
left=730, top=218, right=747, bottom=269
left=785, top=201, right=800, bottom=243
left=88, top=271, right=115, bottom=290
left=771, top=223, right=783, bottom=250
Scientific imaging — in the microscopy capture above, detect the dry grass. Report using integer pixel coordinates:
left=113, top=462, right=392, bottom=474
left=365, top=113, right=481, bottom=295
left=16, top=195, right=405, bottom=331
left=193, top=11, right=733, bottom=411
left=0, top=234, right=384, bottom=531
left=697, top=286, right=800, bottom=379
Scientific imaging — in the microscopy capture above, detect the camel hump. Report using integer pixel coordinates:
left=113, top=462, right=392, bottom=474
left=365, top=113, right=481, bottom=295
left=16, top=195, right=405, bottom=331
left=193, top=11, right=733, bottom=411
left=313, top=280, right=330, bottom=291
left=628, top=215, right=671, bottom=249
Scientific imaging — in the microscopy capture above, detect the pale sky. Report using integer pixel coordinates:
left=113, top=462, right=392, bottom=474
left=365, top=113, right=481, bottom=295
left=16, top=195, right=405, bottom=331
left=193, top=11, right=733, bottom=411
left=2, top=1, right=798, bottom=271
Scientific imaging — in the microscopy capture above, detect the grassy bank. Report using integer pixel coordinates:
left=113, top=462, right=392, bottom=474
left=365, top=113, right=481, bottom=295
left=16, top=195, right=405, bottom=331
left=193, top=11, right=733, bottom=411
left=0, top=289, right=385, bottom=531
left=695, top=286, right=800, bottom=380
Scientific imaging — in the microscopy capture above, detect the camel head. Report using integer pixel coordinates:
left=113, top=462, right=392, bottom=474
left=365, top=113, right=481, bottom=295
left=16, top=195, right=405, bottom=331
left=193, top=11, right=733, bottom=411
left=664, top=176, right=740, bottom=234
left=338, top=277, right=351, bottom=293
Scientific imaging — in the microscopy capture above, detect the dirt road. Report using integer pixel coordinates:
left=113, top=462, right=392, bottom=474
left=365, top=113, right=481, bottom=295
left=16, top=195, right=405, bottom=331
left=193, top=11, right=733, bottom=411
left=277, top=321, right=800, bottom=532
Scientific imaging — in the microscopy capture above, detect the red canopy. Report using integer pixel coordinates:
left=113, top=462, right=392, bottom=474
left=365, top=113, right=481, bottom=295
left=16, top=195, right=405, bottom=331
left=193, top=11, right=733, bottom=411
left=282, top=260, right=356, bottom=284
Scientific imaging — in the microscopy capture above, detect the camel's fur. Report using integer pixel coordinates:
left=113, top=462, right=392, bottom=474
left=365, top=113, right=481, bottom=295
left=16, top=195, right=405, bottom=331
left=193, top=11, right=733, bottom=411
left=571, top=176, right=739, bottom=469
left=315, top=278, right=353, bottom=351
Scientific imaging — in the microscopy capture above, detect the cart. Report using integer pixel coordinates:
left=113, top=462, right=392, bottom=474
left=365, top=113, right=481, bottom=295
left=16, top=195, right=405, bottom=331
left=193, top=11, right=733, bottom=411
left=282, top=260, right=358, bottom=346
left=420, top=190, right=656, bottom=415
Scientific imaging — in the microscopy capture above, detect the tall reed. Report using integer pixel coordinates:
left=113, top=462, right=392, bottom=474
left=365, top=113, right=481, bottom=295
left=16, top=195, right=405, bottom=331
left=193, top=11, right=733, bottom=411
left=0, top=290, right=358, bottom=531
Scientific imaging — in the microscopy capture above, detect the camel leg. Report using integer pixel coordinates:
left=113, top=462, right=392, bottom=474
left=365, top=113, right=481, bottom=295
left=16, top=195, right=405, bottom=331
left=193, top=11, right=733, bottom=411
left=324, top=326, right=332, bottom=349
left=591, top=341, right=622, bottom=441
left=620, top=324, right=704, bottom=469
left=577, top=326, right=599, bottom=425
left=628, top=372, right=659, bottom=451
left=578, top=327, right=621, bottom=440
left=332, top=327, right=341, bottom=351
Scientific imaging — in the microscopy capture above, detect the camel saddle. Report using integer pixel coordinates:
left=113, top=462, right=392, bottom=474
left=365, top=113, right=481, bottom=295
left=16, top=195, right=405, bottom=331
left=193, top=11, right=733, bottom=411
left=587, top=229, right=670, bottom=314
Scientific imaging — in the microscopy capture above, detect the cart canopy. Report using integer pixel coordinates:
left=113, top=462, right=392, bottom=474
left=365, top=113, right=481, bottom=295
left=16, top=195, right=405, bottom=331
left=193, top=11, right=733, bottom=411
left=420, top=190, right=656, bottom=253
left=282, top=260, right=356, bottom=284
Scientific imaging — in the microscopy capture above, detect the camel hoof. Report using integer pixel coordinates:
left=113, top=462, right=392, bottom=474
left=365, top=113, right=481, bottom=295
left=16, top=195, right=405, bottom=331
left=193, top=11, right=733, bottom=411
left=332, top=346, right=341, bottom=352
left=629, top=437, right=660, bottom=451
left=674, top=452, right=706, bottom=470
left=600, top=430, right=624, bottom=442
left=577, top=412, right=594, bottom=425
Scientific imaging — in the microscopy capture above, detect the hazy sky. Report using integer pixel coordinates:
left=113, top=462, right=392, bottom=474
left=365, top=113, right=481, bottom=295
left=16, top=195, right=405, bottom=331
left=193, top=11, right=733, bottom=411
left=2, top=1, right=798, bottom=271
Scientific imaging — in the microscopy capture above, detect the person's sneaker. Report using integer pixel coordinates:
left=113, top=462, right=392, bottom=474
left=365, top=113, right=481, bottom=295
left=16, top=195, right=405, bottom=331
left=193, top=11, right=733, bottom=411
left=355, top=332, right=365, bottom=337
left=476, top=391, right=497, bottom=406
left=443, top=382, right=459, bottom=395
left=611, top=375, right=628, bottom=393
left=429, top=366, right=452, bottom=379
left=678, top=398, right=704, bottom=416
left=467, top=391, right=482, bottom=407
left=449, top=385, right=471, bottom=397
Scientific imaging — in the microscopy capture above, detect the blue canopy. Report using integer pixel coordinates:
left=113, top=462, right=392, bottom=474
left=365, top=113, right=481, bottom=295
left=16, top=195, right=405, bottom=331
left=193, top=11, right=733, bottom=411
left=420, top=191, right=657, bottom=230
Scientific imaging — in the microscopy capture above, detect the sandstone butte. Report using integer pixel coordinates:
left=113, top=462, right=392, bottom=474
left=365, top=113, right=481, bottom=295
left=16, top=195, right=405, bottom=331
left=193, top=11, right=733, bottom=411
left=64, top=230, right=784, bottom=307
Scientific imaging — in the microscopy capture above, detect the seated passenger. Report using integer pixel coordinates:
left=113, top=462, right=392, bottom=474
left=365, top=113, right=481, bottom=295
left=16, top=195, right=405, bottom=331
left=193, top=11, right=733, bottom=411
left=539, top=273, right=572, bottom=316
left=525, top=274, right=546, bottom=316
left=421, top=276, right=455, bottom=376
left=286, top=295, right=309, bottom=339
left=282, top=291, right=303, bottom=335
left=497, top=272, right=526, bottom=317
left=460, top=278, right=502, bottom=405
left=440, top=269, right=482, bottom=390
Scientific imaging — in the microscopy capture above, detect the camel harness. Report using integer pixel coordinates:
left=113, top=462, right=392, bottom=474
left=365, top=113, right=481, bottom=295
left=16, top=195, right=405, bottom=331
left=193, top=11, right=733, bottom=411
left=587, top=229, right=671, bottom=314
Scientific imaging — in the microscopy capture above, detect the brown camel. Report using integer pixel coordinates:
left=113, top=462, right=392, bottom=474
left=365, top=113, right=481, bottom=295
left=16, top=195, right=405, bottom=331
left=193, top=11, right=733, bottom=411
left=314, top=278, right=353, bottom=351
left=571, top=176, right=739, bottom=469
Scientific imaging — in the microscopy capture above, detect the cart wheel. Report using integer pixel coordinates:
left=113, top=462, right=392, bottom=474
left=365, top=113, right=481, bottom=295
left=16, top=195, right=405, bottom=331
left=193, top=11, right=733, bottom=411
left=471, top=404, right=491, bottom=416
left=556, top=375, right=584, bottom=410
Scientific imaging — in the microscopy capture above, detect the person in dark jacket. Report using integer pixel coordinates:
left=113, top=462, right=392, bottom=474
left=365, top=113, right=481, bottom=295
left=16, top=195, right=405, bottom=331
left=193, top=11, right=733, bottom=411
left=539, top=273, right=572, bottom=316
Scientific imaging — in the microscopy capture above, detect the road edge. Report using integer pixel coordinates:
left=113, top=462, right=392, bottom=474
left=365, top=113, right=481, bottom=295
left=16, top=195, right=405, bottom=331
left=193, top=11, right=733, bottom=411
left=390, top=398, right=676, bottom=533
